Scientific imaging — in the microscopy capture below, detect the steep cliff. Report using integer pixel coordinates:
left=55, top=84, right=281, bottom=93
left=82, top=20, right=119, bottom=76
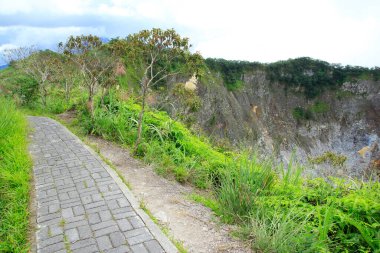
left=158, top=63, right=380, bottom=179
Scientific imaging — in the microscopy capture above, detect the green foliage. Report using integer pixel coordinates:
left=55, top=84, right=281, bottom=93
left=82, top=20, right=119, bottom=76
left=80, top=93, right=229, bottom=189
left=225, top=79, right=244, bottom=91
left=309, top=151, right=347, bottom=167
left=205, top=58, right=263, bottom=91
left=189, top=193, right=220, bottom=215
left=292, top=106, right=313, bottom=121
left=222, top=160, right=380, bottom=252
left=217, top=155, right=276, bottom=222
left=0, top=66, right=38, bottom=105
left=310, top=101, right=330, bottom=114
left=292, top=101, right=330, bottom=121
left=267, top=57, right=380, bottom=98
left=206, top=57, right=379, bottom=97
left=0, top=97, right=31, bottom=252
left=336, top=89, right=354, bottom=100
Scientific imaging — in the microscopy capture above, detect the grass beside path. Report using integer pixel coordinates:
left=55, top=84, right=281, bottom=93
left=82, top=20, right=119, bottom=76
left=0, top=97, right=32, bottom=252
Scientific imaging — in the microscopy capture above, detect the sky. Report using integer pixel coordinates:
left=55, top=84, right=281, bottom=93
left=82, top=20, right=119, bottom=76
left=0, top=0, right=379, bottom=67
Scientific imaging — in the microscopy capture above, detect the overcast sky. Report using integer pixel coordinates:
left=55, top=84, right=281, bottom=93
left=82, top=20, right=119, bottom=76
left=0, top=0, right=379, bottom=67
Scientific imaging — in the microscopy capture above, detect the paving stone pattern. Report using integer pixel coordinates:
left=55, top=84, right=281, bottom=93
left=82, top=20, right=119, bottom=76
left=29, top=117, right=168, bottom=253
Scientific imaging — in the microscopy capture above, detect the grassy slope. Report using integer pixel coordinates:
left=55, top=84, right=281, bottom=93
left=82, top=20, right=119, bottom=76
left=0, top=97, right=31, bottom=252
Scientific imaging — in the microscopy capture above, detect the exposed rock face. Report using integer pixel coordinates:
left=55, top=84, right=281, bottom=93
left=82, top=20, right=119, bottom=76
left=161, top=71, right=380, bottom=179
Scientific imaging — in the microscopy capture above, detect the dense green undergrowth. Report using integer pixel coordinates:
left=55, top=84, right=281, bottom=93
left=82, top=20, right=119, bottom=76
left=0, top=97, right=31, bottom=252
left=75, top=93, right=380, bottom=252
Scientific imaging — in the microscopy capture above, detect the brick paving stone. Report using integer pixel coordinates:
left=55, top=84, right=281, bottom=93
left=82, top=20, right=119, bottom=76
left=105, top=245, right=131, bottom=253
left=127, top=232, right=153, bottom=246
left=71, top=238, right=97, bottom=250
left=117, top=218, right=133, bottom=232
left=78, top=224, right=93, bottom=239
left=97, top=235, right=113, bottom=251
left=71, top=244, right=98, bottom=253
left=39, top=242, right=65, bottom=253
left=144, top=240, right=165, bottom=253
left=88, top=213, right=101, bottom=225
left=29, top=117, right=170, bottom=253
left=110, top=231, right=126, bottom=247
left=49, top=224, right=64, bottom=237
left=66, top=228, right=80, bottom=242
left=39, top=234, right=64, bottom=249
left=130, top=243, right=149, bottom=253
left=94, top=225, right=120, bottom=237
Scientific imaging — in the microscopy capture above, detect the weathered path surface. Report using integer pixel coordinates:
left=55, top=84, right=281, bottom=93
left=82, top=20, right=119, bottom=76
left=28, top=116, right=176, bottom=253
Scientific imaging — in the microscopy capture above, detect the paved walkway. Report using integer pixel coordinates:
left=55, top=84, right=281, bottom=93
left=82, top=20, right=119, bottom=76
left=28, top=117, right=176, bottom=253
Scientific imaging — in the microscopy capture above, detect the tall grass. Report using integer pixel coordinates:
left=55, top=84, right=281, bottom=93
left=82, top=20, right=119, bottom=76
left=0, top=97, right=31, bottom=252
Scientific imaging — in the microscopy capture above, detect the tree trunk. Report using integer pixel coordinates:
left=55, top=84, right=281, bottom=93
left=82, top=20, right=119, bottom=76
left=87, top=85, right=94, bottom=117
left=41, top=84, right=47, bottom=107
left=101, top=87, right=107, bottom=107
left=65, top=81, right=70, bottom=103
left=133, top=84, right=147, bottom=154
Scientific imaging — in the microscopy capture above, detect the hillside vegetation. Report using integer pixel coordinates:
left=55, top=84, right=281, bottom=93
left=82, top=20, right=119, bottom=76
left=205, top=57, right=380, bottom=97
left=1, top=29, right=379, bottom=252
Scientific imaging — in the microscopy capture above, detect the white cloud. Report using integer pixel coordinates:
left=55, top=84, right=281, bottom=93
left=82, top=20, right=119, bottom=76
left=0, top=0, right=379, bottom=66
left=0, top=43, right=18, bottom=51
left=0, top=25, right=106, bottom=48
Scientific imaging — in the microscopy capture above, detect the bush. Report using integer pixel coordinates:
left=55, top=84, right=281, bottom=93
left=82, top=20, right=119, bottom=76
left=205, top=58, right=263, bottom=91
left=309, top=151, right=347, bottom=167
left=311, top=101, right=330, bottom=114
left=267, top=57, right=379, bottom=98
left=292, top=106, right=313, bottom=121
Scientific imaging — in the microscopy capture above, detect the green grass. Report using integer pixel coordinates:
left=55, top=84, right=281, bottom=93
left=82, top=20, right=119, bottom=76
left=0, top=97, right=32, bottom=252
left=189, top=193, right=220, bottom=215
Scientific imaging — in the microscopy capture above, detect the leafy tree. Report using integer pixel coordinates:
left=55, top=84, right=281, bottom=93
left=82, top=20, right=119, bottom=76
left=110, top=28, right=197, bottom=153
left=58, top=35, right=117, bottom=115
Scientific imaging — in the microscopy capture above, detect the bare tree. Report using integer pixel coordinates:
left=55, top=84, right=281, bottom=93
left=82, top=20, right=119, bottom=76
left=53, top=54, right=80, bottom=104
left=2, top=47, right=58, bottom=106
left=1, top=46, right=36, bottom=65
left=59, top=35, right=117, bottom=115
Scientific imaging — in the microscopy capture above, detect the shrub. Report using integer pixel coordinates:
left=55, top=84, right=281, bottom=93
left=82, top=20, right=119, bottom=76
left=309, top=151, right=347, bottom=167
left=311, top=101, right=330, bottom=114
left=205, top=58, right=263, bottom=90
left=292, top=106, right=313, bottom=121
